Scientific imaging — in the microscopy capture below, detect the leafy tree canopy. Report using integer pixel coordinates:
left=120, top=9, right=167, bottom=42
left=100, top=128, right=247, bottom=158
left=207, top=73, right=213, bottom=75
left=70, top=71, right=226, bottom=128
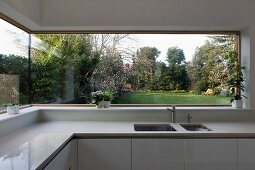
left=166, top=47, right=185, bottom=65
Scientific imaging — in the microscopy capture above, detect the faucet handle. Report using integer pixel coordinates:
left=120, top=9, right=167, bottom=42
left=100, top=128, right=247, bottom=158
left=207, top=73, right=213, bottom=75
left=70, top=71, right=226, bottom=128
left=166, top=108, right=171, bottom=111
left=187, top=114, right=192, bottom=123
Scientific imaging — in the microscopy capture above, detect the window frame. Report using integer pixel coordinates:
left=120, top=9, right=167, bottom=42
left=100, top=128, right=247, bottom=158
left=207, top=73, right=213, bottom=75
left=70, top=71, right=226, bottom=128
left=0, top=15, right=241, bottom=109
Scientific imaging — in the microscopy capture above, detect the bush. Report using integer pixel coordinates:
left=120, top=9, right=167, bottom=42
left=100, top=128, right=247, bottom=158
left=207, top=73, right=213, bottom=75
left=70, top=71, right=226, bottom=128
left=194, top=81, right=208, bottom=95
left=170, top=90, right=187, bottom=93
left=220, top=89, right=230, bottom=97
left=205, top=89, right=214, bottom=96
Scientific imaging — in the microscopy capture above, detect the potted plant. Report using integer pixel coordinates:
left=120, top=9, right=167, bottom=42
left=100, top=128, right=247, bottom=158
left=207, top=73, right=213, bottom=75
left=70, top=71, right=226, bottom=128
left=228, top=63, right=246, bottom=108
left=103, top=91, right=113, bottom=108
left=5, top=103, right=19, bottom=115
left=91, top=91, right=104, bottom=108
left=5, top=87, right=20, bottom=115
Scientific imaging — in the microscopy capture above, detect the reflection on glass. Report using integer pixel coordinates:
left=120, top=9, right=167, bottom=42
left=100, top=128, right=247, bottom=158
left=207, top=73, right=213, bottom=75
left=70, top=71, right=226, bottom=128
left=0, top=19, right=29, bottom=111
left=0, top=134, right=70, bottom=170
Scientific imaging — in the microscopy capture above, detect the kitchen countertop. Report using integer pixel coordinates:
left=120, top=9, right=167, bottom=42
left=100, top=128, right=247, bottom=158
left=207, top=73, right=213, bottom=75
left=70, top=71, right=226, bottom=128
left=1, top=121, right=255, bottom=169
left=0, top=133, right=72, bottom=170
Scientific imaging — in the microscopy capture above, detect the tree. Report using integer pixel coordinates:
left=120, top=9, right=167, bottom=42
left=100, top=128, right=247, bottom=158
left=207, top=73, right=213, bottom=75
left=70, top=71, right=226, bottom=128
left=31, top=48, right=61, bottom=103
left=166, top=47, right=185, bottom=65
left=166, top=47, right=190, bottom=90
left=31, top=34, right=137, bottom=103
left=153, top=62, right=170, bottom=90
left=0, top=54, right=29, bottom=104
left=187, top=35, right=238, bottom=94
left=132, top=47, right=161, bottom=90
left=89, top=34, right=133, bottom=95
left=91, top=52, right=126, bottom=94
left=32, top=34, right=99, bottom=102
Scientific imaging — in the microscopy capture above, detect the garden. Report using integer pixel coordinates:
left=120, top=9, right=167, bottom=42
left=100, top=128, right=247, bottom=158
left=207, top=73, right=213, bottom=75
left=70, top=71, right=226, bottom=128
left=114, top=92, right=229, bottom=105
left=0, top=31, right=242, bottom=107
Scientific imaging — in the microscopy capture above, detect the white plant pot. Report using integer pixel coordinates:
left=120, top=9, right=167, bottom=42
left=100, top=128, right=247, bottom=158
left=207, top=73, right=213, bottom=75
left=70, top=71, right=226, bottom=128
left=96, top=101, right=104, bottom=108
left=16, top=105, right=19, bottom=114
left=232, top=100, right=243, bottom=108
left=7, top=105, right=18, bottom=115
left=104, top=101, right=111, bottom=108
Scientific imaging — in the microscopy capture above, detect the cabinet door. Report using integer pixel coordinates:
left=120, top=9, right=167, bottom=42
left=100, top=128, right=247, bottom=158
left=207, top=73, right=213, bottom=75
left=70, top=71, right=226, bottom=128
left=44, top=139, right=77, bottom=170
left=185, top=139, right=237, bottom=170
left=132, top=139, right=185, bottom=170
left=78, top=139, right=131, bottom=170
left=238, top=139, right=255, bottom=170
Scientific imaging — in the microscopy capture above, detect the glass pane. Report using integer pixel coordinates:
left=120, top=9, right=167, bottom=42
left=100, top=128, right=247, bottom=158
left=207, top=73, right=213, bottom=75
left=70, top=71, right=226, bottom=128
left=0, top=19, right=29, bottom=111
left=31, top=33, right=238, bottom=105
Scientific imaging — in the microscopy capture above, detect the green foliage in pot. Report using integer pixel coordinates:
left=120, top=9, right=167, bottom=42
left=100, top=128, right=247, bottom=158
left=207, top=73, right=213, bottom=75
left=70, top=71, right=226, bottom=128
left=91, top=91, right=104, bottom=105
left=104, top=91, right=113, bottom=101
left=2, top=103, right=18, bottom=107
left=228, top=61, right=246, bottom=102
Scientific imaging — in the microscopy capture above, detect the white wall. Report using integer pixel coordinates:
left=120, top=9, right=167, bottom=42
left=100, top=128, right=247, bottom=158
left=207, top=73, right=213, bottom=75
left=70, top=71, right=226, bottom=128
left=241, top=28, right=253, bottom=108
left=2, top=0, right=40, bottom=24
left=1, top=0, right=255, bottom=30
left=0, top=0, right=40, bottom=30
left=40, top=0, right=253, bottom=28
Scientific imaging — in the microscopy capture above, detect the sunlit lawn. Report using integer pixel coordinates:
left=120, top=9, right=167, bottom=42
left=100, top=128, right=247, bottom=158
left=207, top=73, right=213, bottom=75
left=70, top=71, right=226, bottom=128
left=115, top=92, right=230, bottom=105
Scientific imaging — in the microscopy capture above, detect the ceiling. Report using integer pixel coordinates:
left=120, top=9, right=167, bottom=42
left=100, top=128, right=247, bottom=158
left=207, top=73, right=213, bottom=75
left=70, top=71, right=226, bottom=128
left=0, top=0, right=254, bottom=32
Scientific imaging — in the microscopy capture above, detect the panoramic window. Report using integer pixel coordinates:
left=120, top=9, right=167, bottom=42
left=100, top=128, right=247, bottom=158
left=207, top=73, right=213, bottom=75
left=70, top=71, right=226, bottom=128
left=31, top=33, right=238, bottom=105
left=0, top=19, right=29, bottom=111
left=0, top=18, right=240, bottom=109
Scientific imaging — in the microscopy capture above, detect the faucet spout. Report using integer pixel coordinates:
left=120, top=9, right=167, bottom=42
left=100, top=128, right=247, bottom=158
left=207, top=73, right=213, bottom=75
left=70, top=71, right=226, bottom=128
left=167, top=105, right=176, bottom=123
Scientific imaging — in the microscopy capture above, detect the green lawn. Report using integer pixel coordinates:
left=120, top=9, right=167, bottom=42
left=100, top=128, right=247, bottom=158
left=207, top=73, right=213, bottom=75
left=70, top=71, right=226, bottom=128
left=115, top=92, right=230, bottom=105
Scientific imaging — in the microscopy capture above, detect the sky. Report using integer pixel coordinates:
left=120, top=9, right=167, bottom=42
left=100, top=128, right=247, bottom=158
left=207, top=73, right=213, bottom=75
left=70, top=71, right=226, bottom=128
left=0, top=18, right=209, bottom=62
left=121, top=34, right=208, bottom=62
left=0, top=19, right=29, bottom=58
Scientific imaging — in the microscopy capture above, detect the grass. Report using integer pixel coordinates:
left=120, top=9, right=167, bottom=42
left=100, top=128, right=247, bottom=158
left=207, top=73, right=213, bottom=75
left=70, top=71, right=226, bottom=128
left=115, top=92, right=230, bottom=105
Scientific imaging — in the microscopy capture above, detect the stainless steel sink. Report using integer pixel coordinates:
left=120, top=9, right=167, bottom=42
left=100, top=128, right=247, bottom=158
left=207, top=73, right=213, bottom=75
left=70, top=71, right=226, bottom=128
left=134, top=124, right=176, bottom=131
left=180, top=124, right=211, bottom=131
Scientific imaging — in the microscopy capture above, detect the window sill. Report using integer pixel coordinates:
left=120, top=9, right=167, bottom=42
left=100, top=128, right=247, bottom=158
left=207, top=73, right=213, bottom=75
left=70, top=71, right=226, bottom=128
left=31, top=105, right=251, bottom=111
left=0, top=106, right=252, bottom=123
left=0, top=106, right=38, bottom=122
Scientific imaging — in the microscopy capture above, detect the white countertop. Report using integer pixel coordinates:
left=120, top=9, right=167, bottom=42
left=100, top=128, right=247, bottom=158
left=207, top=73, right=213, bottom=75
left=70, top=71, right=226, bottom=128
left=0, top=106, right=248, bottom=122
left=0, top=133, right=72, bottom=170
left=1, top=121, right=255, bottom=169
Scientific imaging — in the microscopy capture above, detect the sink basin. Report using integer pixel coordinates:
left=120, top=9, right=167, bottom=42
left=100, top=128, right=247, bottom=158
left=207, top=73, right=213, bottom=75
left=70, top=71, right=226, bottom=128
left=180, top=124, right=211, bottom=131
left=134, top=124, right=176, bottom=131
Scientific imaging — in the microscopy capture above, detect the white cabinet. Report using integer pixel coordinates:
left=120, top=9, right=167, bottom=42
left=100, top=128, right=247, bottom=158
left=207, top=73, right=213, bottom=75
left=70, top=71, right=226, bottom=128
left=132, top=139, right=185, bottom=170
left=78, top=139, right=131, bottom=170
left=43, top=137, right=255, bottom=170
left=185, top=139, right=237, bottom=170
left=238, top=139, right=255, bottom=170
left=44, top=139, right=77, bottom=170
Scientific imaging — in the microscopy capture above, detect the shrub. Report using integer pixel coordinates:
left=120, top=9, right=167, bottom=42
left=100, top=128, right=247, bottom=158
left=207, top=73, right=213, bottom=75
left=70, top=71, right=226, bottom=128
left=170, top=90, right=187, bottom=93
left=205, top=89, right=214, bottom=96
left=194, top=81, right=208, bottom=95
left=220, top=89, right=230, bottom=97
